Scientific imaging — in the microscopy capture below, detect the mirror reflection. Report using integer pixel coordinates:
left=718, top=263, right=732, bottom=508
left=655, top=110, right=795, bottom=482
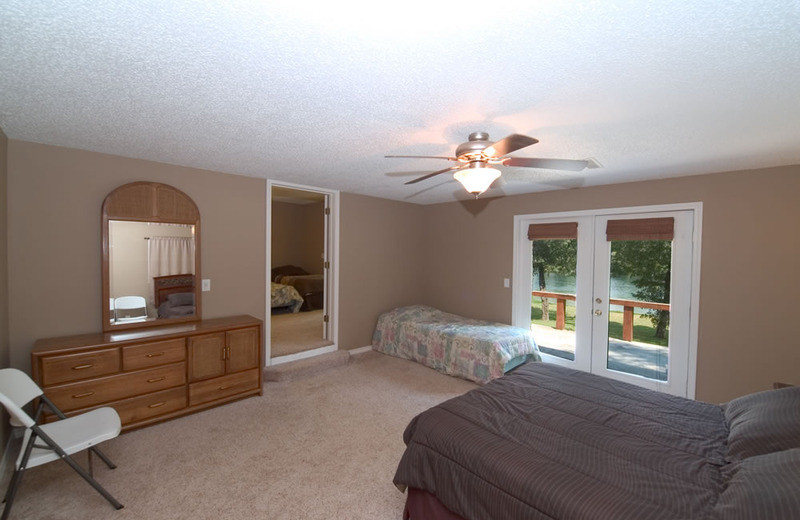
left=108, top=220, right=196, bottom=325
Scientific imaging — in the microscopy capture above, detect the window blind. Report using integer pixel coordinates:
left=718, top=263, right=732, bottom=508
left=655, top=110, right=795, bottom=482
left=605, top=217, right=674, bottom=241
left=527, top=222, right=578, bottom=240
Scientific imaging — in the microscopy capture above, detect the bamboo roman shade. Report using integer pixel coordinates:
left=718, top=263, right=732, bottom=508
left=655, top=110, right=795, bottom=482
left=527, top=222, right=578, bottom=240
left=606, top=217, right=674, bottom=241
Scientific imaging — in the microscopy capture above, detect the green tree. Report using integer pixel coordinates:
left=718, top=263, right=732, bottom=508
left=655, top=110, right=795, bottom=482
left=609, top=240, right=672, bottom=338
left=532, top=239, right=577, bottom=320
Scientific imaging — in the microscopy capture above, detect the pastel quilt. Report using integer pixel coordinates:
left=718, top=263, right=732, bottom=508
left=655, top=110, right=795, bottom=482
left=372, top=305, right=540, bottom=384
left=270, top=282, right=303, bottom=313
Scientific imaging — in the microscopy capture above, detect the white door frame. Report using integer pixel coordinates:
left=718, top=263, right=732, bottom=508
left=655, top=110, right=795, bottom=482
left=512, top=202, right=703, bottom=398
left=266, top=180, right=340, bottom=366
left=590, top=209, right=694, bottom=395
left=514, top=215, right=595, bottom=372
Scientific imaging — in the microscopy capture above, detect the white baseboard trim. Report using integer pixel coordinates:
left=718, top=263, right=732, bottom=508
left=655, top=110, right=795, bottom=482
left=347, top=346, right=373, bottom=356
left=269, top=344, right=338, bottom=366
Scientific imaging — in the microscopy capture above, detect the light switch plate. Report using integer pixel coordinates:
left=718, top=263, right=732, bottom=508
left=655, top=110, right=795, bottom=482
left=503, top=278, right=510, bottom=288
left=202, top=279, right=211, bottom=292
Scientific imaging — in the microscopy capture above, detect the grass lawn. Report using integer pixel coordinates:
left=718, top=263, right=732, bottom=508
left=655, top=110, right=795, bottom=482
left=531, top=301, right=669, bottom=347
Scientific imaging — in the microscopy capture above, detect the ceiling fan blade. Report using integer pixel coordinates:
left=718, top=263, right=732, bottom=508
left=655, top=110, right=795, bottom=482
left=385, top=155, right=459, bottom=161
left=482, top=134, right=539, bottom=158
left=502, top=157, right=589, bottom=171
left=404, top=165, right=463, bottom=185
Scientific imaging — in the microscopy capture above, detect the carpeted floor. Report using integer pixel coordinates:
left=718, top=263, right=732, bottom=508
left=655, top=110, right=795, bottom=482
left=271, top=309, right=334, bottom=358
left=6, top=351, right=476, bottom=520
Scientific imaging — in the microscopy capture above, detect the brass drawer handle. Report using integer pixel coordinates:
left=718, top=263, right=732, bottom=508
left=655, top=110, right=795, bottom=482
left=72, top=391, right=95, bottom=399
left=145, top=352, right=164, bottom=358
left=72, top=364, right=94, bottom=370
left=148, top=402, right=166, bottom=409
left=147, top=377, right=166, bottom=383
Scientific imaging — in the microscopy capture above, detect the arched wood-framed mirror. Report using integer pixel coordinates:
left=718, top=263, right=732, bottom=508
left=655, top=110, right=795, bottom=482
left=102, top=182, right=202, bottom=332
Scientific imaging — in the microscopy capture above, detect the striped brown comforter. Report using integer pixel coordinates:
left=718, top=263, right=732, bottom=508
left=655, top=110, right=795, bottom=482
left=394, top=362, right=730, bottom=520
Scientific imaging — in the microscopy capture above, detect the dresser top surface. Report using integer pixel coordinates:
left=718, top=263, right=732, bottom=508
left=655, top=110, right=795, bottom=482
left=33, top=315, right=262, bottom=355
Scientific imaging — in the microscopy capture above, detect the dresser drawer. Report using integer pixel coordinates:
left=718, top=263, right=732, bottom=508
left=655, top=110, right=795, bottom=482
left=189, top=368, right=259, bottom=406
left=112, top=387, right=187, bottom=425
left=46, top=362, right=186, bottom=412
left=40, top=348, right=120, bottom=386
left=122, top=338, right=186, bottom=371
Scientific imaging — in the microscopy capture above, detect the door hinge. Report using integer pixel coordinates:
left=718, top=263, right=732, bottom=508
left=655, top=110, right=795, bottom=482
left=323, top=314, right=329, bottom=323
left=324, top=207, right=330, bottom=215
left=324, top=261, right=330, bottom=269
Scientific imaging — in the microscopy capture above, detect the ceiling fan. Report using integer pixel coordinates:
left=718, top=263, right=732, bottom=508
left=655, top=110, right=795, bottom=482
left=387, top=132, right=597, bottom=197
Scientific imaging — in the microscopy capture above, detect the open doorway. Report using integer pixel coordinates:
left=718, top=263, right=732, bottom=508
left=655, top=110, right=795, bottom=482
left=267, top=182, right=338, bottom=364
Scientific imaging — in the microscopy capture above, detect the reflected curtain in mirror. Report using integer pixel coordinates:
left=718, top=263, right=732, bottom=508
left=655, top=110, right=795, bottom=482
left=147, top=236, right=196, bottom=304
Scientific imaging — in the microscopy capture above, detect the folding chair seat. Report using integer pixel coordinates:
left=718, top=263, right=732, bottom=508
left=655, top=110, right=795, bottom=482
left=0, top=368, right=123, bottom=519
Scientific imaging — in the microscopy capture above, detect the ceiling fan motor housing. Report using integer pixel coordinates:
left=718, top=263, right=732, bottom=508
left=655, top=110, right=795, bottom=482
left=455, top=132, right=493, bottom=159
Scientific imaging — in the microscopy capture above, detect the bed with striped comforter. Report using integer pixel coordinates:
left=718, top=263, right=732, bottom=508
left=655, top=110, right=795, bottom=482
left=395, top=362, right=800, bottom=520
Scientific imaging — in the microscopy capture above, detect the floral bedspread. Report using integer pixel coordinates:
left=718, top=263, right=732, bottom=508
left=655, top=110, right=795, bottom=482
left=372, top=305, right=540, bottom=384
left=270, top=282, right=303, bottom=313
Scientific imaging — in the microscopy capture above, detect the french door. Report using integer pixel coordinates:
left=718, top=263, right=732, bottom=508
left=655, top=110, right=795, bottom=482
left=513, top=204, right=701, bottom=397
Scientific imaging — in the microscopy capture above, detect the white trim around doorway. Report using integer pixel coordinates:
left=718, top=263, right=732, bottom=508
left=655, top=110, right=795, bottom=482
left=512, top=202, right=702, bottom=399
left=266, top=180, right=340, bottom=366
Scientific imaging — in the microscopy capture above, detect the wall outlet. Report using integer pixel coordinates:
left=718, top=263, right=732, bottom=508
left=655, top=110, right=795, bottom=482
left=202, top=279, right=211, bottom=292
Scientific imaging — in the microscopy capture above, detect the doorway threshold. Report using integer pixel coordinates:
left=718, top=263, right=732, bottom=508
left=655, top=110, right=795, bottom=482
left=265, top=349, right=348, bottom=381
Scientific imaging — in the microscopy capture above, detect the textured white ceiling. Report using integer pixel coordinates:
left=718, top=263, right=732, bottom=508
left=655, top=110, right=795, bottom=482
left=1, top=1, right=799, bottom=204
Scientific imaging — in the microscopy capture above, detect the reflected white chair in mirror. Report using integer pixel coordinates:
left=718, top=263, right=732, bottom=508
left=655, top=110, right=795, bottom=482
left=0, top=368, right=123, bottom=519
left=113, top=295, right=147, bottom=323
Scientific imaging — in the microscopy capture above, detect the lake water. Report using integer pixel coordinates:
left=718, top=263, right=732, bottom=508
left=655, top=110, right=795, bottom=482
left=532, top=272, right=648, bottom=312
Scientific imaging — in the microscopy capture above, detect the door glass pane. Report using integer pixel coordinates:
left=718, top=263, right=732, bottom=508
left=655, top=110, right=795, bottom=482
left=531, top=238, right=578, bottom=361
left=606, top=240, right=671, bottom=381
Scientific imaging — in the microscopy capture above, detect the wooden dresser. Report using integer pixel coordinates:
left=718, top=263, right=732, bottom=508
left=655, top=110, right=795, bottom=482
left=31, top=315, right=262, bottom=431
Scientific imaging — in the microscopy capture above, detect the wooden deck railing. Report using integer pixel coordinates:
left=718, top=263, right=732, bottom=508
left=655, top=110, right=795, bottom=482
left=532, top=291, right=670, bottom=341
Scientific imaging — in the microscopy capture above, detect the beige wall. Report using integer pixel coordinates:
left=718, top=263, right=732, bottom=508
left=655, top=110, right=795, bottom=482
left=6, top=141, right=267, bottom=372
left=0, top=127, right=7, bottom=452
left=300, top=201, right=325, bottom=274
left=338, top=193, right=425, bottom=349
left=271, top=200, right=325, bottom=274
left=272, top=201, right=305, bottom=271
left=0, top=127, right=8, bottom=370
left=421, top=165, right=800, bottom=403
left=6, top=137, right=798, bottom=404
left=5, top=140, right=418, bottom=373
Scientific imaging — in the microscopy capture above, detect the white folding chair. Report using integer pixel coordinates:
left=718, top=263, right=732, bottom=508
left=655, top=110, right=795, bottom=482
left=0, top=368, right=123, bottom=519
left=113, top=295, right=147, bottom=322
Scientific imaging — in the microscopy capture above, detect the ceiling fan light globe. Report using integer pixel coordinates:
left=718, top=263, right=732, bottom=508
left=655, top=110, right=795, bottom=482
left=453, top=167, right=500, bottom=196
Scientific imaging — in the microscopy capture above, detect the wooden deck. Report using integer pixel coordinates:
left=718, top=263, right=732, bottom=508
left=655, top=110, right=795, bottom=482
left=530, top=324, right=668, bottom=381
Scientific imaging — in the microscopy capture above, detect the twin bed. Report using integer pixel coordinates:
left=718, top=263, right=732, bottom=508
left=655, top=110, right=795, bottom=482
left=372, top=305, right=800, bottom=520
left=270, top=265, right=324, bottom=313
left=372, top=305, right=540, bottom=384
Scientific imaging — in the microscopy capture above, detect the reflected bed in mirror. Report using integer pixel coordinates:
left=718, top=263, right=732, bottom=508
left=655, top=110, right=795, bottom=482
left=102, top=182, right=202, bottom=332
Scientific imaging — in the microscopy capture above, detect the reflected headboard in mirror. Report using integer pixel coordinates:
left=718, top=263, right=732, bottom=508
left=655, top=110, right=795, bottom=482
left=102, top=182, right=202, bottom=332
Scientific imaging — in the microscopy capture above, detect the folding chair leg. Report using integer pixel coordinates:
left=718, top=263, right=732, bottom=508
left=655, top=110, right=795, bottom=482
left=2, top=468, right=26, bottom=520
left=2, top=431, right=37, bottom=520
left=59, top=452, right=123, bottom=510
left=31, top=427, right=124, bottom=511
left=89, top=446, right=117, bottom=470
